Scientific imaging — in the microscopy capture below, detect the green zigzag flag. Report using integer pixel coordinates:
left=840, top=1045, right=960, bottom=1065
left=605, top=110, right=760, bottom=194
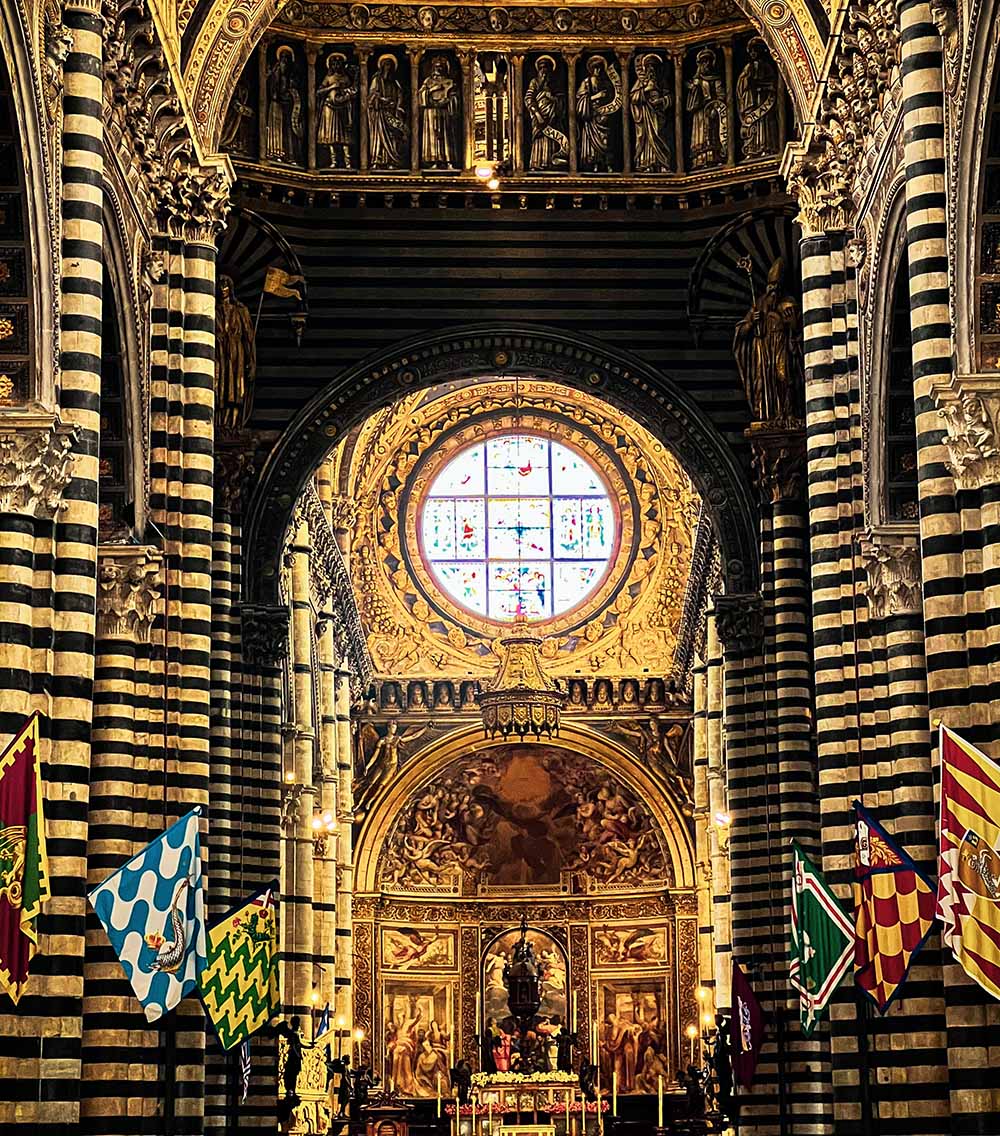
left=199, top=882, right=280, bottom=1051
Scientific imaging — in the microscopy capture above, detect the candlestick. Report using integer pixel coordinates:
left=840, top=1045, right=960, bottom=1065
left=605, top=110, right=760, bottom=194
left=611, top=1072, right=617, bottom=1117
left=488, top=1099, right=493, bottom=1132
left=437, top=1073, right=442, bottom=1118
left=571, top=991, right=578, bottom=1032
left=590, top=1020, right=597, bottom=1064
left=657, top=1074, right=663, bottom=1129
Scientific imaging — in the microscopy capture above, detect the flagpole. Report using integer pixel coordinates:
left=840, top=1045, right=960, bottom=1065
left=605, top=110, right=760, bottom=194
left=253, top=287, right=266, bottom=338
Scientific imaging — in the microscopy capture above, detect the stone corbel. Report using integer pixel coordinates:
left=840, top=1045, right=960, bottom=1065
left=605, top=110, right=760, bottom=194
left=712, top=593, right=763, bottom=657
left=96, top=545, right=164, bottom=642
left=0, top=413, right=77, bottom=519
left=929, top=374, right=1000, bottom=490
left=747, top=424, right=807, bottom=504
left=857, top=530, right=922, bottom=620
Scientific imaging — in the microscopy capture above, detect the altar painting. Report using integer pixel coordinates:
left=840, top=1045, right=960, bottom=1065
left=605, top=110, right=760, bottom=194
left=596, top=979, right=670, bottom=1095
left=482, top=926, right=568, bottom=1060
left=383, top=977, right=454, bottom=1098
left=593, top=926, right=668, bottom=966
left=381, top=926, right=456, bottom=971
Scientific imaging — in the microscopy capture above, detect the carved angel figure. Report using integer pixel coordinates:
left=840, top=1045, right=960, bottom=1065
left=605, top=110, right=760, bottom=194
left=356, top=720, right=433, bottom=813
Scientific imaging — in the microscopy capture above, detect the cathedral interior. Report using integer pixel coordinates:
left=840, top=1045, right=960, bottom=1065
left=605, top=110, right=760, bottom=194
left=2, top=0, right=1000, bottom=1132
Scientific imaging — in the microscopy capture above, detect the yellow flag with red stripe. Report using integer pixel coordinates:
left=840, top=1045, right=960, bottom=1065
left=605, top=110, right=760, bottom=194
left=936, top=725, right=1000, bottom=1001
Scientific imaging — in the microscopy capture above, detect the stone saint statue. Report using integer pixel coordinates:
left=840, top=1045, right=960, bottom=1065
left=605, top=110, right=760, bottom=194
left=576, top=57, right=620, bottom=172
left=368, top=54, right=408, bottom=169
left=215, top=275, right=256, bottom=431
left=220, top=81, right=255, bottom=155
left=419, top=55, right=459, bottom=169
left=686, top=46, right=727, bottom=169
left=630, top=54, right=672, bottom=173
left=525, top=56, right=568, bottom=170
left=732, top=257, right=803, bottom=425
left=737, top=38, right=780, bottom=160
left=317, top=53, right=357, bottom=169
left=265, top=45, right=303, bottom=162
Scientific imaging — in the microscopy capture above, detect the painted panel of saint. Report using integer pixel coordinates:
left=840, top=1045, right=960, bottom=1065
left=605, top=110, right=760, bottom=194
left=381, top=926, right=457, bottom=971
left=524, top=54, right=569, bottom=172
left=596, top=980, right=671, bottom=1094
left=593, top=926, right=668, bottom=967
left=418, top=53, right=462, bottom=170
left=481, top=926, right=568, bottom=1068
left=383, top=979, right=454, bottom=1097
left=264, top=42, right=306, bottom=165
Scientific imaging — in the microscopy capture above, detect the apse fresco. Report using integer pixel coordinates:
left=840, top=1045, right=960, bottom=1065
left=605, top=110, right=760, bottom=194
left=419, top=434, right=615, bottom=621
left=482, top=926, right=568, bottom=1049
left=379, top=744, right=669, bottom=891
left=381, top=926, right=456, bottom=970
left=383, top=978, right=454, bottom=1097
left=597, top=979, right=671, bottom=1095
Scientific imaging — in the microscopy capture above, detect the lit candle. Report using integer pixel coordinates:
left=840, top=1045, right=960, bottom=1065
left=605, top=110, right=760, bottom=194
left=476, top=992, right=482, bottom=1035
left=489, top=1099, right=493, bottom=1131
left=437, top=1073, right=442, bottom=1118
left=612, top=1072, right=617, bottom=1117
left=657, top=1075, right=663, bottom=1129
left=590, top=1021, right=598, bottom=1063
left=571, top=991, right=578, bottom=1032
left=686, top=1024, right=698, bottom=1066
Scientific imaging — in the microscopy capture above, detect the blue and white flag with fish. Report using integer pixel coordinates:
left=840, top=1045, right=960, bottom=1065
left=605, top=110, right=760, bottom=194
left=88, top=808, right=206, bottom=1022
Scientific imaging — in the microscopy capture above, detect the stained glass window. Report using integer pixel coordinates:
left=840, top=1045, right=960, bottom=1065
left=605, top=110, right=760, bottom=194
left=420, top=434, right=616, bottom=620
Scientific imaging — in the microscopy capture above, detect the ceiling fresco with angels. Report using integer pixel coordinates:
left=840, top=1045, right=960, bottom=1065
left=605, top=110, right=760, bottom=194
left=377, top=743, right=671, bottom=894
left=330, top=378, right=701, bottom=680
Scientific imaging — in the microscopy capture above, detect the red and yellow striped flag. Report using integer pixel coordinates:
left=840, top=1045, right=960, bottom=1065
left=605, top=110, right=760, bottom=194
left=0, top=713, right=50, bottom=1003
left=937, top=725, right=1000, bottom=1001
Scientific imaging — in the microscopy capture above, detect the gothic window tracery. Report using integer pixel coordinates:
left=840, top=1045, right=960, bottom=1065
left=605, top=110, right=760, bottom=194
left=884, top=249, right=918, bottom=522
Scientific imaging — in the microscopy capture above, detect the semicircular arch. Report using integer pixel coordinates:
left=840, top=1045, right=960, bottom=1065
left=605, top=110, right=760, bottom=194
left=242, top=324, right=759, bottom=606
left=352, top=721, right=697, bottom=895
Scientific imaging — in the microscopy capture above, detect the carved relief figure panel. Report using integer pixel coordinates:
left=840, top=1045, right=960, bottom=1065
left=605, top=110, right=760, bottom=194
left=266, top=42, right=306, bottom=164
left=316, top=47, right=360, bottom=169
left=684, top=45, right=727, bottom=170
left=524, top=54, right=569, bottom=172
left=630, top=53, right=674, bottom=174
left=368, top=50, right=410, bottom=170
left=419, top=53, right=463, bottom=170
left=735, top=37, right=780, bottom=162
left=576, top=53, right=623, bottom=174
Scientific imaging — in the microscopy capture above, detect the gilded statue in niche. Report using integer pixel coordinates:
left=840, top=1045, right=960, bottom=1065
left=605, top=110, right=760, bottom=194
left=317, top=53, right=358, bottom=169
left=686, top=47, right=727, bottom=169
left=525, top=57, right=569, bottom=171
left=736, top=38, right=779, bottom=160
left=630, top=55, right=672, bottom=174
left=379, top=745, right=670, bottom=892
left=732, top=257, right=803, bottom=426
left=419, top=56, right=460, bottom=169
left=265, top=45, right=304, bottom=162
left=576, top=57, right=621, bottom=173
left=369, top=55, right=408, bottom=169
left=215, top=276, right=256, bottom=431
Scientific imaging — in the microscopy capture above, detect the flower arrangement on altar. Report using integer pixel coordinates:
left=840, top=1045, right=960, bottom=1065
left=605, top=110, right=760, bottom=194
left=471, top=1070, right=578, bottom=1087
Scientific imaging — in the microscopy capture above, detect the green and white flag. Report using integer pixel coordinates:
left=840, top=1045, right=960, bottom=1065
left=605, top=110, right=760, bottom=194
left=790, top=842, right=853, bottom=1036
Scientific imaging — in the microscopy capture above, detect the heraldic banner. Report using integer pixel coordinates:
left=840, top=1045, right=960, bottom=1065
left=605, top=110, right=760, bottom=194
left=89, top=808, right=206, bottom=1022
left=200, top=882, right=280, bottom=1050
left=937, top=726, right=1000, bottom=1001
left=0, top=713, right=50, bottom=1003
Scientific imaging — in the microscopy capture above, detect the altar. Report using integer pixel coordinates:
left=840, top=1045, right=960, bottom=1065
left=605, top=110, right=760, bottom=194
left=448, top=1074, right=610, bottom=1136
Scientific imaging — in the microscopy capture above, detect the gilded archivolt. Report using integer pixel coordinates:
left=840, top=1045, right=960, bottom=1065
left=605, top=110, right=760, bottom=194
left=337, top=380, right=700, bottom=680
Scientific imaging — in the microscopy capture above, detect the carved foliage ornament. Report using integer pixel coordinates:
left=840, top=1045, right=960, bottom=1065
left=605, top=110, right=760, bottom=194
left=242, top=602, right=291, bottom=664
left=858, top=534, right=921, bottom=620
left=96, top=547, right=163, bottom=642
left=0, top=418, right=76, bottom=519
left=931, top=378, right=1000, bottom=491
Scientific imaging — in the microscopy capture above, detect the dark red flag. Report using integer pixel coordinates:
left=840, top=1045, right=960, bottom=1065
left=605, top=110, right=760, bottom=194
left=731, top=961, right=765, bottom=1088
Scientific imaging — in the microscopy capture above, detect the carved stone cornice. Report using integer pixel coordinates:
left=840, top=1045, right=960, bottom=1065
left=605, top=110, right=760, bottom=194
left=858, top=530, right=921, bottom=620
left=96, top=545, right=163, bottom=642
left=747, top=424, right=807, bottom=504
left=0, top=414, right=77, bottom=519
left=712, top=593, right=763, bottom=656
left=929, top=373, right=1000, bottom=491
left=242, top=603, right=291, bottom=665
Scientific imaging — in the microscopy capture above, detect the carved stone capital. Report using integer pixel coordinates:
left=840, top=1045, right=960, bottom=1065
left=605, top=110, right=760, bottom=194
left=712, top=593, right=763, bottom=656
left=786, top=158, right=855, bottom=240
left=930, top=374, right=1000, bottom=490
left=214, top=437, right=260, bottom=514
left=858, top=531, right=921, bottom=620
left=242, top=603, right=290, bottom=665
left=96, top=546, right=163, bottom=642
left=747, top=424, right=807, bottom=504
left=155, top=161, right=232, bottom=244
left=0, top=414, right=77, bottom=519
